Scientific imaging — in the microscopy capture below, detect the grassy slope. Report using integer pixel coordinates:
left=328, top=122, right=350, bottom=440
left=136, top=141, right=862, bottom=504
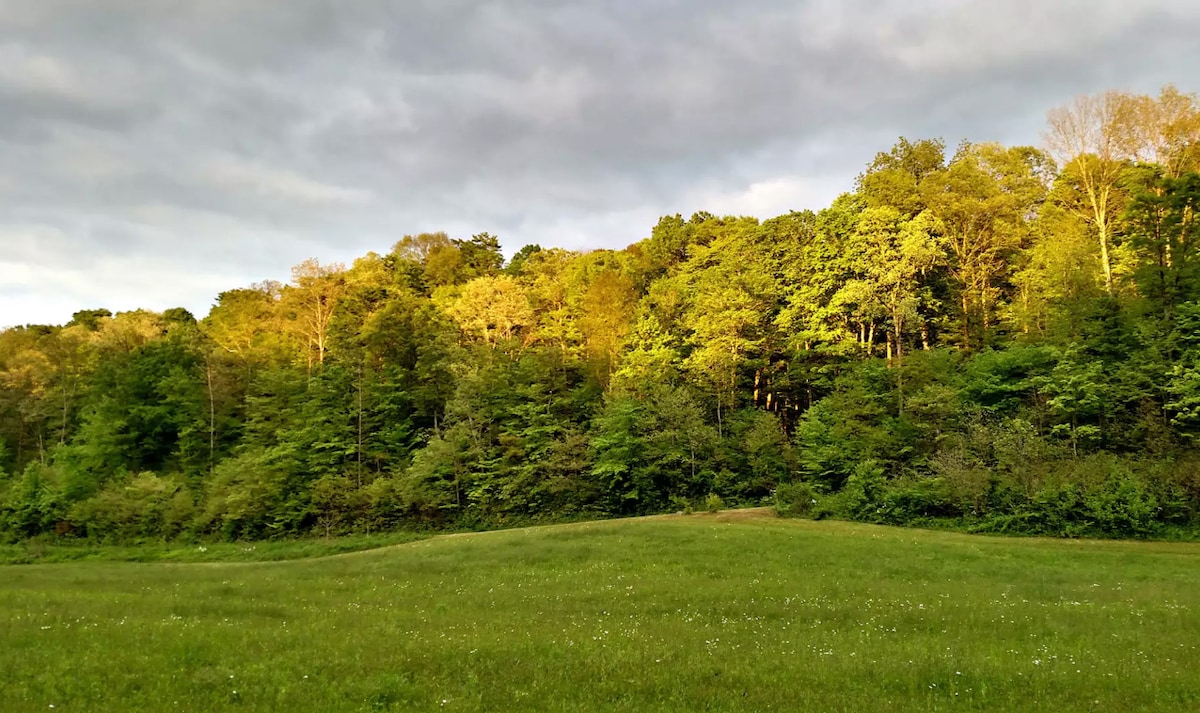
left=2, top=511, right=1199, bottom=712
left=0, top=531, right=430, bottom=565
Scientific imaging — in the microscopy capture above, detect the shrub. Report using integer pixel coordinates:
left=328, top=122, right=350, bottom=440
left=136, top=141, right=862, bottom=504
left=704, top=493, right=724, bottom=513
left=773, top=482, right=817, bottom=518
left=669, top=494, right=693, bottom=515
left=879, top=477, right=960, bottom=523
left=68, top=472, right=192, bottom=541
left=1086, top=469, right=1160, bottom=538
left=1020, top=481, right=1088, bottom=536
left=839, top=460, right=887, bottom=520
left=929, top=447, right=992, bottom=515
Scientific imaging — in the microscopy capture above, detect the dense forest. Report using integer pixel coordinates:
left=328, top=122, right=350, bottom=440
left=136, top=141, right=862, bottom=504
left=3, top=86, right=1200, bottom=541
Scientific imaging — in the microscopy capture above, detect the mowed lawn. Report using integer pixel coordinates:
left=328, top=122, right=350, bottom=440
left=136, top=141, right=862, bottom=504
left=3, top=512, right=1200, bottom=712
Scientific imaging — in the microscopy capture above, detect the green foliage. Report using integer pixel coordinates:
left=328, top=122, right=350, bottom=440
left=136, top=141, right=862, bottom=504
left=0, top=462, right=65, bottom=539
left=3, top=92, right=1200, bottom=542
left=199, top=450, right=289, bottom=539
left=773, top=481, right=817, bottom=518
left=1125, top=172, right=1200, bottom=312
left=591, top=384, right=718, bottom=515
left=959, top=345, right=1055, bottom=414
left=68, top=472, right=194, bottom=541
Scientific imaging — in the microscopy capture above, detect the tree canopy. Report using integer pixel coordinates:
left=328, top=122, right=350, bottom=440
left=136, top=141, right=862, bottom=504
left=3, top=85, right=1200, bottom=541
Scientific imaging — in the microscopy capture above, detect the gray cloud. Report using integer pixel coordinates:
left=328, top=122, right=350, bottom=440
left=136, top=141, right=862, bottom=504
left=1, top=0, right=1198, bottom=326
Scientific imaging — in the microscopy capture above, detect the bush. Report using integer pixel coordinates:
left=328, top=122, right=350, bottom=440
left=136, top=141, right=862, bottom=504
left=879, top=477, right=960, bottom=523
left=773, top=482, right=817, bottom=518
left=704, top=493, right=724, bottom=513
left=668, top=495, right=693, bottom=515
left=839, top=460, right=888, bottom=520
left=1018, top=481, right=1088, bottom=536
left=69, top=472, right=194, bottom=541
left=1086, top=470, right=1160, bottom=538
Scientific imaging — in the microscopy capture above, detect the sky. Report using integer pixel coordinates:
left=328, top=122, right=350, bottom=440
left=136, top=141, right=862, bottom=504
left=1, top=0, right=1199, bottom=328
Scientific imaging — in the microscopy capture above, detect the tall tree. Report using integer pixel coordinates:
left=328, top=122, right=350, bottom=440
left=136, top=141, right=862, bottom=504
left=1118, top=85, right=1200, bottom=178
left=922, top=143, right=1051, bottom=348
left=444, top=275, right=534, bottom=350
left=1125, top=171, right=1200, bottom=317
left=577, top=269, right=639, bottom=386
left=204, top=282, right=289, bottom=374
left=1044, top=91, right=1135, bottom=295
left=852, top=208, right=944, bottom=363
left=859, top=137, right=946, bottom=216
left=285, top=259, right=347, bottom=370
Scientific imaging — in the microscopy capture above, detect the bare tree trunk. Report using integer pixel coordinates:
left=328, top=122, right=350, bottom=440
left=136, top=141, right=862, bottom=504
left=1096, top=209, right=1115, bottom=295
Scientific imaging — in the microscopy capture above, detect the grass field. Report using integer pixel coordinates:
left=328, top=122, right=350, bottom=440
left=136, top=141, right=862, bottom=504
left=3, top=510, right=1200, bottom=712
left=0, top=531, right=430, bottom=565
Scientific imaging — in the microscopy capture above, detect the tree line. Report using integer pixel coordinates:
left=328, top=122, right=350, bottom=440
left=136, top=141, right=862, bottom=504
left=3, top=85, right=1200, bottom=541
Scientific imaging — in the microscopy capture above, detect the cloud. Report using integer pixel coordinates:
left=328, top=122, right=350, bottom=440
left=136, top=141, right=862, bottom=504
left=202, top=155, right=374, bottom=206
left=0, top=241, right=240, bottom=324
left=0, top=46, right=88, bottom=100
left=1, top=0, right=1198, bottom=327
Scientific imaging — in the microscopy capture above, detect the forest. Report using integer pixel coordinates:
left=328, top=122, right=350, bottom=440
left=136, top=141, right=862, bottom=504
left=2, top=85, right=1200, bottom=542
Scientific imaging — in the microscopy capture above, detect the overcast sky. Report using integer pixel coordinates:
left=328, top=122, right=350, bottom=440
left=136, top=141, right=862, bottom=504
left=1, top=0, right=1198, bottom=327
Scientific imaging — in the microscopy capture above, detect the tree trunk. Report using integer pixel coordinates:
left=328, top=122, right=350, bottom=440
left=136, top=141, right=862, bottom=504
left=1098, top=221, right=1114, bottom=295
left=206, top=360, right=216, bottom=476
left=961, top=291, right=971, bottom=350
left=356, top=364, right=364, bottom=487
left=1088, top=181, right=1116, bottom=296
left=892, top=304, right=904, bottom=365
left=59, top=385, right=71, bottom=446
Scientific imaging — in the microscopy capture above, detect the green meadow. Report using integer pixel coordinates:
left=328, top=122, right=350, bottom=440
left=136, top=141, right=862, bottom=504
left=3, top=512, right=1199, bottom=712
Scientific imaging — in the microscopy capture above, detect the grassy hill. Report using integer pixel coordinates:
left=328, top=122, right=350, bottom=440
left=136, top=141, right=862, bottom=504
left=3, top=511, right=1200, bottom=711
